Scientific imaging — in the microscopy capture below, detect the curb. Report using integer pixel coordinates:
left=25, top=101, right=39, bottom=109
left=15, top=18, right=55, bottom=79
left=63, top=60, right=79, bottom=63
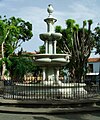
left=0, top=106, right=100, bottom=114
left=0, top=97, right=100, bottom=114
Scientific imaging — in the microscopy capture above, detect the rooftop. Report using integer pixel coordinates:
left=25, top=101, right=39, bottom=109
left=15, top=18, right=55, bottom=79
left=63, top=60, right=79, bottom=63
left=88, top=58, right=100, bottom=62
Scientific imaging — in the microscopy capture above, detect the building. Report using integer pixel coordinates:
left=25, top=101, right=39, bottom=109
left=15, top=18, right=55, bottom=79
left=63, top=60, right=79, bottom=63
left=86, top=57, right=100, bottom=84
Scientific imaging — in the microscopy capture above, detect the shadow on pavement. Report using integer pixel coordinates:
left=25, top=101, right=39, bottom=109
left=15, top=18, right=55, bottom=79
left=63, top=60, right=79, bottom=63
left=54, top=114, right=86, bottom=120
left=53, top=112, right=100, bottom=120
left=90, top=112, right=100, bottom=117
left=33, top=116, right=50, bottom=120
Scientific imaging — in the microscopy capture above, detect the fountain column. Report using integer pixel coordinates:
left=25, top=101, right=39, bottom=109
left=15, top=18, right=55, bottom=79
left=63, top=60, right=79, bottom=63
left=56, top=67, right=59, bottom=81
left=43, top=67, right=46, bottom=80
left=45, top=40, right=48, bottom=54
left=54, top=40, right=57, bottom=54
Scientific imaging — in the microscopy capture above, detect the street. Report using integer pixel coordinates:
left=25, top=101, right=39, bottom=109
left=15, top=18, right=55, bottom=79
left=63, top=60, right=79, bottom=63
left=0, top=112, right=100, bottom=120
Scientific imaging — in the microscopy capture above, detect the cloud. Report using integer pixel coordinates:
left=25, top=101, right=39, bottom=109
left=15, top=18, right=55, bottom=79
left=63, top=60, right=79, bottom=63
left=54, top=2, right=99, bottom=29
left=0, top=0, right=99, bottom=52
left=69, top=3, right=96, bottom=19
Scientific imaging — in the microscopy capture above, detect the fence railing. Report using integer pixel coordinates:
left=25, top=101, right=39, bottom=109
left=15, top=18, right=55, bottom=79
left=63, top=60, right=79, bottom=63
left=0, top=78, right=100, bottom=100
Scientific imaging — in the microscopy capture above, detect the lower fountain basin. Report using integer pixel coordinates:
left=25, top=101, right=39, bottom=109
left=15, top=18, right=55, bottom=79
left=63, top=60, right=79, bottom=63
left=35, top=58, right=51, bottom=62
left=52, top=58, right=66, bottom=62
left=33, top=54, right=69, bottom=65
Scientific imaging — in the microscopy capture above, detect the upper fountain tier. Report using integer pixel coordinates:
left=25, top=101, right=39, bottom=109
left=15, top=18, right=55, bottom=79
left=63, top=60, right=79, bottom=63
left=40, top=33, right=62, bottom=41
left=33, top=4, right=70, bottom=65
left=39, top=4, right=62, bottom=54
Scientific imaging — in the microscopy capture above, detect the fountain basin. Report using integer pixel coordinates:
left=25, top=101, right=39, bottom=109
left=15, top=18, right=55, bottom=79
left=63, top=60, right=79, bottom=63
left=33, top=54, right=69, bottom=65
left=35, top=58, right=51, bottom=62
left=52, top=58, right=66, bottom=62
left=40, top=33, right=62, bottom=41
left=39, top=33, right=50, bottom=41
left=51, top=33, right=62, bottom=40
left=34, top=54, right=69, bottom=58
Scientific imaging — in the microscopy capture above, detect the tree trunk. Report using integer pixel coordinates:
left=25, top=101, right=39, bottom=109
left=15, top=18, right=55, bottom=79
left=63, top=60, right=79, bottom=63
left=1, top=42, right=6, bottom=80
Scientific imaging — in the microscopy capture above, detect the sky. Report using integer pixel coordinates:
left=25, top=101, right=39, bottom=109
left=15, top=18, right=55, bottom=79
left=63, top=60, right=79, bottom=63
left=0, top=0, right=100, bottom=57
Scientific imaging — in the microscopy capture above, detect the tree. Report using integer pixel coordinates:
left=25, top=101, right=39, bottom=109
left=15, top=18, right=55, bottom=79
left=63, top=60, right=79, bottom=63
left=5, top=49, right=41, bottom=82
left=94, top=24, right=100, bottom=54
left=7, top=55, right=36, bottom=82
left=39, top=45, right=45, bottom=53
left=0, top=16, right=33, bottom=80
left=56, top=19, right=95, bottom=82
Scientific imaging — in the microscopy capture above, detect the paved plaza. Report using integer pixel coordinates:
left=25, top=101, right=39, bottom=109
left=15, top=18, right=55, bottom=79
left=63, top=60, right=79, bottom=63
left=0, top=112, right=100, bottom=120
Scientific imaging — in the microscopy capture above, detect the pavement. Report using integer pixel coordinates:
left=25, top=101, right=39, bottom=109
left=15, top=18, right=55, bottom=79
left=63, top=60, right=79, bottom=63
left=0, top=96, right=100, bottom=114
left=1, top=112, right=100, bottom=120
left=0, top=105, right=100, bottom=115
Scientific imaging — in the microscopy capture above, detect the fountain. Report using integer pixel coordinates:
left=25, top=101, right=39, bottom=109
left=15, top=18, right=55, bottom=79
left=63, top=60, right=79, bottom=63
left=33, top=4, right=87, bottom=98
left=34, top=4, right=69, bottom=83
left=12, top=4, right=87, bottom=99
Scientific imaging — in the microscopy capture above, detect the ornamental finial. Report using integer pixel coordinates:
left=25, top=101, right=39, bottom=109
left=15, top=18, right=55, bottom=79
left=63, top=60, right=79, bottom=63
left=47, top=4, right=54, bottom=17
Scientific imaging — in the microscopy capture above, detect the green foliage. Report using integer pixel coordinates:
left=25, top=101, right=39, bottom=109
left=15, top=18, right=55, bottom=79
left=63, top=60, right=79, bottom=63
left=0, top=16, right=33, bottom=57
left=7, top=56, right=36, bottom=81
left=94, top=24, right=100, bottom=54
left=0, top=15, right=33, bottom=80
left=66, top=19, right=75, bottom=28
left=39, top=45, right=45, bottom=53
left=83, top=20, right=87, bottom=27
left=55, top=19, right=95, bottom=81
left=88, top=20, right=93, bottom=26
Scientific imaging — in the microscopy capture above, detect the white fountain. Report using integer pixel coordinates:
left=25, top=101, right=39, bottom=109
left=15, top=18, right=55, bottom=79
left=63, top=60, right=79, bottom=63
left=33, top=4, right=87, bottom=98
left=13, top=5, right=87, bottom=99
left=34, top=4, right=69, bottom=83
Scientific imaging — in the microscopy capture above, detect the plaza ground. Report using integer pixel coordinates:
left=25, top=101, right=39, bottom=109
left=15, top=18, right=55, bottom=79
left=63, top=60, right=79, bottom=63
left=0, top=112, right=100, bottom=120
left=0, top=96, right=100, bottom=114
left=0, top=96, right=100, bottom=120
